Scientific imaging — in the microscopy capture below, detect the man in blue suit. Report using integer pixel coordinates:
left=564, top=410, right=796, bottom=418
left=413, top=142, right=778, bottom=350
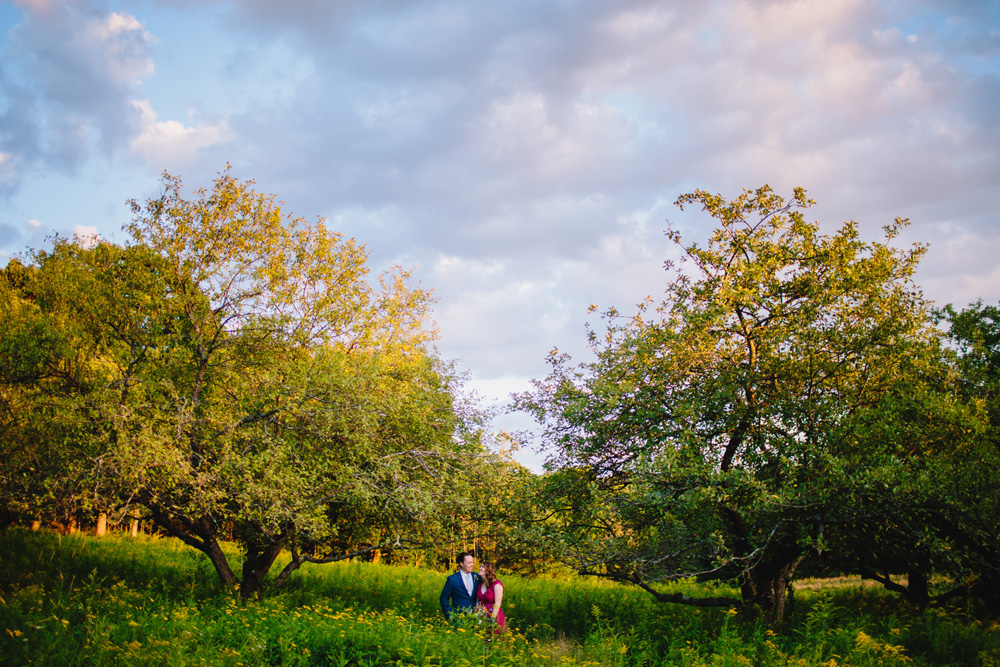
left=440, top=551, right=479, bottom=620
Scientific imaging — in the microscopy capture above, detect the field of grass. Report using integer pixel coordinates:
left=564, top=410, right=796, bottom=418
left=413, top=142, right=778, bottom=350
left=1, top=529, right=998, bottom=666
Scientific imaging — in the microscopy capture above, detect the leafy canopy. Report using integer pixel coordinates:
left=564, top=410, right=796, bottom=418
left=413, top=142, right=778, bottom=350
left=516, top=185, right=964, bottom=621
left=1, top=168, right=483, bottom=596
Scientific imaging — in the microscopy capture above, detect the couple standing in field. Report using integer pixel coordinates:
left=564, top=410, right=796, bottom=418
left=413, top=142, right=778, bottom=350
left=439, top=551, right=507, bottom=632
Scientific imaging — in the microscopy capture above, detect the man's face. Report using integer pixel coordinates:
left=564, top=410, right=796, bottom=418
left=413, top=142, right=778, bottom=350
left=460, top=555, right=475, bottom=574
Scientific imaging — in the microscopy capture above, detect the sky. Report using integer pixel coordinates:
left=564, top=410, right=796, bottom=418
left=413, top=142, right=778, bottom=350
left=2, top=0, right=999, bottom=469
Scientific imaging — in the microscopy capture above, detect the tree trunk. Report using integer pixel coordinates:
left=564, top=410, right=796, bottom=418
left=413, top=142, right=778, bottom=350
left=273, top=557, right=304, bottom=590
left=860, top=564, right=931, bottom=609
left=130, top=516, right=139, bottom=537
left=145, top=504, right=237, bottom=588
left=906, top=568, right=930, bottom=609
left=96, top=513, right=107, bottom=536
left=202, top=536, right=238, bottom=588
left=240, top=542, right=286, bottom=600
left=742, top=553, right=806, bottom=625
left=30, top=519, right=41, bottom=531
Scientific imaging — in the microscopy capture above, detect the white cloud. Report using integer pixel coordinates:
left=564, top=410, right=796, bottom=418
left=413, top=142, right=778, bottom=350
left=0, top=3, right=156, bottom=180
left=129, top=100, right=232, bottom=168
left=87, top=12, right=155, bottom=86
left=471, top=92, right=630, bottom=186
left=73, top=225, right=99, bottom=248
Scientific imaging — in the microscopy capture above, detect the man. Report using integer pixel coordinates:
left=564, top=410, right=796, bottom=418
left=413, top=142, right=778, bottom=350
left=439, top=551, right=479, bottom=620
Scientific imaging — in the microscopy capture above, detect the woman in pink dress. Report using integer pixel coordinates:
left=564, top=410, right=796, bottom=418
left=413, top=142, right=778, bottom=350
left=476, top=562, right=506, bottom=632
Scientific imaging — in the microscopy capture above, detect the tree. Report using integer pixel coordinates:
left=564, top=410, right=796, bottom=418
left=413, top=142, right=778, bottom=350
left=462, top=438, right=550, bottom=573
left=928, top=300, right=1000, bottom=609
left=816, top=347, right=987, bottom=608
left=516, top=185, right=948, bottom=623
left=944, top=300, right=1000, bottom=422
left=0, top=246, right=170, bottom=529
left=0, top=169, right=483, bottom=597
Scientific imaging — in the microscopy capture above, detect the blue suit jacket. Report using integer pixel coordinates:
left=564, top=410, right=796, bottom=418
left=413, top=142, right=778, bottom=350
left=440, top=570, right=480, bottom=619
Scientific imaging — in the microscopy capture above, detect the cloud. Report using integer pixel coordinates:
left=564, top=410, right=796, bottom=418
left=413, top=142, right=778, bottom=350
left=1, top=0, right=998, bottom=411
left=0, top=3, right=154, bottom=190
left=137, top=0, right=988, bottom=376
left=10, top=0, right=58, bottom=17
left=909, top=215, right=1000, bottom=308
left=72, top=224, right=99, bottom=248
left=129, top=100, right=232, bottom=169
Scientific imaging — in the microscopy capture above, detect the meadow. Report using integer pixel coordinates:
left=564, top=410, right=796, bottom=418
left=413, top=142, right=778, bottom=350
left=1, top=529, right=998, bottom=666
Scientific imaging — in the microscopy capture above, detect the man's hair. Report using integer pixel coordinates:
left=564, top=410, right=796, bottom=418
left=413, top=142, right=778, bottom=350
left=456, top=551, right=473, bottom=566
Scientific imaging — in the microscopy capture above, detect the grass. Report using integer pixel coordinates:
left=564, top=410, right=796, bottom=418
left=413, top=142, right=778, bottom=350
left=1, top=529, right=999, bottom=666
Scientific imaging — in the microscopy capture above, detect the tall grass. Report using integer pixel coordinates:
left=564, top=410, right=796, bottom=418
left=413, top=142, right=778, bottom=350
left=2, top=529, right=998, bottom=666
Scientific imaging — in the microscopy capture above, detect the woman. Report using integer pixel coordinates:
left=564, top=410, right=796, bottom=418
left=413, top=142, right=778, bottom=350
left=476, top=562, right=506, bottom=632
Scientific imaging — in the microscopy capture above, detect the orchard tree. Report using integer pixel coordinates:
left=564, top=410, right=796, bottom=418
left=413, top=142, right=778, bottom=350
left=944, top=300, right=1000, bottom=422
left=0, top=169, right=485, bottom=597
left=516, top=186, right=960, bottom=623
left=0, top=243, right=182, bottom=529
left=462, top=437, right=548, bottom=573
left=834, top=300, right=1000, bottom=610
left=930, top=301, right=1000, bottom=609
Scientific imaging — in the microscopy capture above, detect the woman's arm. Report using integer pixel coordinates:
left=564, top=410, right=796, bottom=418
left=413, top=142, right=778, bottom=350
left=491, top=583, right=504, bottom=619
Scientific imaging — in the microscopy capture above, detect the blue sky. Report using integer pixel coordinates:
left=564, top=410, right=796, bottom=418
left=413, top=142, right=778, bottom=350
left=2, top=0, right=999, bottom=468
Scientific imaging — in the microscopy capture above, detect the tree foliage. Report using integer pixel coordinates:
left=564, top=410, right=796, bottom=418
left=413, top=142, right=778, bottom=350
left=929, top=301, right=1000, bottom=608
left=0, top=169, right=484, bottom=597
left=516, top=186, right=990, bottom=623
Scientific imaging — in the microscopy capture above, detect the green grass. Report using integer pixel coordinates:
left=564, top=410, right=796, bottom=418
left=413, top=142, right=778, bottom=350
left=2, top=529, right=998, bottom=666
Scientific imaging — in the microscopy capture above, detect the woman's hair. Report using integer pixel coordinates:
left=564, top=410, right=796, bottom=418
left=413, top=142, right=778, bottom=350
left=482, top=562, right=498, bottom=585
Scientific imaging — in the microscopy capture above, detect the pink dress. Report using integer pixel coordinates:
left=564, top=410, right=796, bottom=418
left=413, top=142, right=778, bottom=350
left=476, top=579, right=506, bottom=630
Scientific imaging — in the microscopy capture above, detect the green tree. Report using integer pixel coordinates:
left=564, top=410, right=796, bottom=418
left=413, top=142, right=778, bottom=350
left=0, top=244, right=172, bottom=529
left=0, top=169, right=483, bottom=597
left=462, top=438, right=549, bottom=573
left=817, top=348, right=986, bottom=608
left=516, top=186, right=948, bottom=623
left=944, top=300, right=1000, bottom=422
left=928, top=300, right=1000, bottom=609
